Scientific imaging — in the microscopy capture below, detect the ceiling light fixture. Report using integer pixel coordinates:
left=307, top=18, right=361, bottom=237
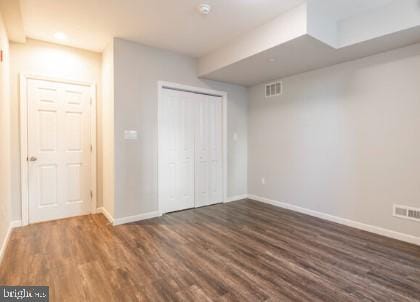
left=198, top=3, right=211, bottom=16
left=54, top=32, right=67, bottom=41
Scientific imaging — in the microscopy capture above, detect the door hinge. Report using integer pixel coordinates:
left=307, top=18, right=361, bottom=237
left=90, top=144, right=93, bottom=152
left=90, top=190, right=93, bottom=199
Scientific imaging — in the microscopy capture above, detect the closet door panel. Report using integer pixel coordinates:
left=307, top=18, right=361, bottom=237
left=177, top=94, right=195, bottom=207
left=195, top=94, right=223, bottom=207
left=159, top=89, right=195, bottom=213
left=195, top=96, right=210, bottom=206
left=208, top=98, right=223, bottom=204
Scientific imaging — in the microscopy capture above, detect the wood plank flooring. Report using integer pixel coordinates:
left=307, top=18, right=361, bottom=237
left=1, top=199, right=420, bottom=301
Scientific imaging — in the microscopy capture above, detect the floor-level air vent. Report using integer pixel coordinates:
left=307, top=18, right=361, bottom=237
left=393, top=205, right=420, bottom=222
left=265, top=81, right=282, bottom=98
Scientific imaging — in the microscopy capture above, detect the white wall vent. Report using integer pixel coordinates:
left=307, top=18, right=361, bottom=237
left=265, top=81, right=282, bottom=98
left=393, top=205, right=420, bottom=222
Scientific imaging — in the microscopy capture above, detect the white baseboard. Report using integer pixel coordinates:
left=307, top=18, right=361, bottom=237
left=96, top=207, right=114, bottom=224
left=113, top=211, right=162, bottom=226
left=10, top=220, right=22, bottom=228
left=248, top=194, right=420, bottom=246
left=224, top=194, right=248, bottom=203
left=0, top=220, right=22, bottom=265
left=96, top=207, right=161, bottom=226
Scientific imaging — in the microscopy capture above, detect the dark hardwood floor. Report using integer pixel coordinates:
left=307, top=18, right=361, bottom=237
left=1, top=199, right=419, bottom=301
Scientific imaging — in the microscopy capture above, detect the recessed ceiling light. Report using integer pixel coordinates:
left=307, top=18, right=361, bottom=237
left=54, top=32, right=67, bottom=41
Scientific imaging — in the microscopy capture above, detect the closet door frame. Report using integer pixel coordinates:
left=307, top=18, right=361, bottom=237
left=157, top=81, right=228, bottom=214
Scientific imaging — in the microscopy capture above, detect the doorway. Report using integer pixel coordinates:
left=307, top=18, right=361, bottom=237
left=20, top=74, right=97, bottom=224
left=158, top=82, right=227, bottom=214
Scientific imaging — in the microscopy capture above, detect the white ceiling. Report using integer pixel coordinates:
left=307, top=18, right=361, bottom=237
left=20, top=0, right=305, bottom=56
left=312, top=0, right=394, bottom=21
left=203, top=26, right=420, bottom=86
left=16, top=0, right=406, bottom=87
left=18, top=0, right=397, bottom=56
left=199, top=0, right=420, bottom=86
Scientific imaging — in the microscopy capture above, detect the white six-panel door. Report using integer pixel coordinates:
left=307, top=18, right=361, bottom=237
left=159, top=88, right=223, bottom=214
left=27, top=79, right=92, bottom=223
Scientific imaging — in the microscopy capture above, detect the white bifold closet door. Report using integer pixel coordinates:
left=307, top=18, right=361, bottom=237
left=159, top=88, right=223, bottom=214
left=159, top=89, right=196, bottom=213
left=194, top=92, right=223, bottom=208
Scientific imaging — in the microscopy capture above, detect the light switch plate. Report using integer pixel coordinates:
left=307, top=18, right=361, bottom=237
left=124, top=130, right=138, bottom=140
left=233, top=132, right=238, bottom=141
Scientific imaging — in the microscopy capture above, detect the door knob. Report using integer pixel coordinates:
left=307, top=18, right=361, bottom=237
left=28, top=156, right=38, bottom=162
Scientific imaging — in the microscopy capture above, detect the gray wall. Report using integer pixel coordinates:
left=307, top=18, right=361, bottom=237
left=248, top=43, right=420, bottom=237
left=101, top=41, right=115, bottom=216
left=0, top=12, right=12, bottom=249
left=113, top=38, right=248, bottom=219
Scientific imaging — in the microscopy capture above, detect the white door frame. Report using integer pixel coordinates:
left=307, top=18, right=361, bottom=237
left=20, top=73, right=97, bottom=226
left=157, top=81, right=228, bottom=214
